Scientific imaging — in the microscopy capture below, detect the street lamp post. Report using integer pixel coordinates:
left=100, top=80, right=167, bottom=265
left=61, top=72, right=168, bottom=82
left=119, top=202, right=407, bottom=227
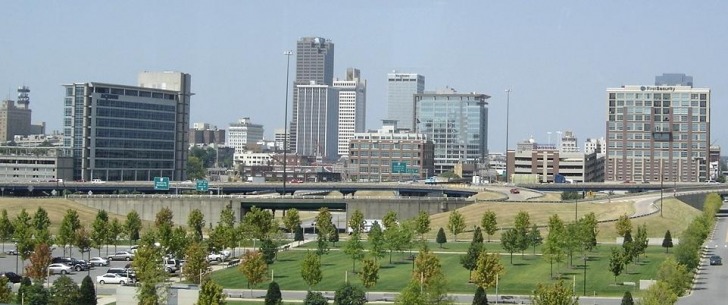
left=505, top=89, right=512, bottom=184
left=582, top=255, right=587, bottom=296
left=282, top=50, right=293, bottom=196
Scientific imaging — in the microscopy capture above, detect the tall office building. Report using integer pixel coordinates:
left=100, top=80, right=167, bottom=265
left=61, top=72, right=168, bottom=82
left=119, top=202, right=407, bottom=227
left=415, top=88, right=490, bottom=174
left=295, top=82, right=338, bottom=160
left=605, top=74, right=710, bottom=182
left=387, top=72, right=425, bottom=130
left=655, top=73, right=693, bottom=86
left=334, top=68, right=366, bottom=156
left=290, top=37, right=335, bottom=151
left=63, top=71, right=191, bottom=181
left=227, top=117, right=264, bottom=154
left=0, top=86, right=35, bottom=142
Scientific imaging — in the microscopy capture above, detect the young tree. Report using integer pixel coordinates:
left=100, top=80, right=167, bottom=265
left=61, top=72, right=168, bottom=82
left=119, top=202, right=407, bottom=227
left=656, top=257, right=690, bottom=297
left=344, top=232, right=365, bottom=272
left=108, top=218, right=122, bottom=253
left=472, top=227, right=484, bottom=244
left=197, top=279, right=227, bottom=305
left=32, top=207, right=52, bottom=246
left=329, top=224, right=340, bottom=247
left=182, top=241, right=210, bottom=284
left=187, top=208, right=206, bottom=242
left=294, top=225, right=305, bottom=244
left=58, top=209, right=81, bottom=256
left=500, top=228, right=519, bottom=264
left=24, top=282, right=49, bottom=305
left=125, top=210, right=142, bottom=245
left=620, top=291, right=634, bottom=305
left=368, top=222, right=385, bottom=261
left=413, top=247, right=442, bottom=286
left=581, top=212, right=599, bottom=251
left=513, top=211, right=531, bottom=255
left=640, top=281, right=678, bottom=305
left=50, top=275, right=80, bottom=305
left=265, top=281, right=283, bottom=305
left=460, top=241, right=482, bottom=280
left=634, top=223, right=649, bottom=261
left=481, top=211, right=498, bottom=242
left=301, top=251, right=323, bottom=289
left=334, top=282, right=367, bottom=305
left=662, top=230, right=673, bottom=253
left=447, top=210, right=466, bottom=241
left=13, top=208, right=35, bottom=262
left=609, top=248, right=625, bottom=283
left=615, top=214, right=632, bottom=237
left=413, top=210, right=431, bottom=242
left=436, top=227, right=447, bottom=248
left=260, top=238, right=278, bottom=264
left=155, top=207, right=175, bottom=251
left=90, top=210, right=109, bottom=256
left=77, top=275, right=97, bottom=305
left=282, top=208, right=302, bottom=236
left=133, top=231, right=166, bottom=305
left=25, top=243, right=53, bottom=281
left=395, top=280, right=426, bottom=305
left=621, top=231, right=635, bottom=271
left=348, top=209, right=365, bottom=235
left=543, top=214, right=565, bottom=279
left=359, top=257, right=380, bottom=291
left=304, top=291, right=329, bottom=305
left=243, top=206, right=275, bottom=241
left=239, top=251, right=268, bottom=289
left=74, top=227, right=92, bottom=263
left=0, top=209, right=13, bottom=252
left=472, top=251, right=505, bottom=291
left=531, top=280, right=578, bottom=305
left=527, top=224, right=543, bottom=255
left=472, top=286, right=488, bottom=305
left=315, top=208, right=334, bottom=255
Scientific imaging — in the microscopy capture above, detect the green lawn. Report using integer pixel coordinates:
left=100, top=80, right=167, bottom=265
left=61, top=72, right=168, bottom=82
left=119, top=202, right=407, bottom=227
left=212, top=245, right=669, bottom=297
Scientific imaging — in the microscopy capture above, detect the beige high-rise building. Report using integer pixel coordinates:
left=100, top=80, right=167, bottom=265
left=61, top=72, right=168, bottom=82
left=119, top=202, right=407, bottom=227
left=0, top=86, right=33, bottom=142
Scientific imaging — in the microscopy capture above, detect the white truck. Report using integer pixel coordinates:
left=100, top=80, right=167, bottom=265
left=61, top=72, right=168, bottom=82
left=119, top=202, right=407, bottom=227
left=247, top=176, right=265, bottom=183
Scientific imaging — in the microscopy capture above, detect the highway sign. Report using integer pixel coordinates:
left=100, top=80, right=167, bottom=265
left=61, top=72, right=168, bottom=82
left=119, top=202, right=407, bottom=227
left=196, top=179, right=209, bottom=192
left=391, top=161, right=407, bottom=173
left=154, top=177, right=170, bottom=191
left=407, top=168, right=419, bottom=174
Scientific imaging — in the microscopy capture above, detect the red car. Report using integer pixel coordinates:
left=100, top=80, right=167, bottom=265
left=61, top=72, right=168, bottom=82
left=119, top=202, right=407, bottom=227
left=509, top=188, right=520, bottom=194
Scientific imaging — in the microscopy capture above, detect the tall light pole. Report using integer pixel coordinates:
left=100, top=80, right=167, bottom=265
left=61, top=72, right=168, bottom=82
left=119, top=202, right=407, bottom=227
left=282, top=50, right=293, bottom=196
left=505, top=89, right=512, bottom=183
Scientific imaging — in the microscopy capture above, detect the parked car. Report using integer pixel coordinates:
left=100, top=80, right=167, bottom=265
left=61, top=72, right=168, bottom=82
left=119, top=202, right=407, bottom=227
left=509, top=188, right=520, bottom=194
left=207, top=250, right=231, bottom=262
left=108, top=251, right=134, bottom=261
left=48, top=263, right=72, bottom=275
left=4, top=250, right=18, bottom=256
left=1, top=272, right=21, bottom=283
left=710, top=255, right=722, bottom=265
left=96, top=273, right=132, bottom=285
left=163, top=257, right=181, bottom=273
left=89, top=257, right=109, bottom=267
left=51, top=257, right=90, bottom=271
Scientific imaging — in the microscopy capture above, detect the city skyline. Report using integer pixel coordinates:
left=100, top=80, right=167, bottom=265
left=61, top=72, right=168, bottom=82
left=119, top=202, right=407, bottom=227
left=2, top=1, right=728, bottom=153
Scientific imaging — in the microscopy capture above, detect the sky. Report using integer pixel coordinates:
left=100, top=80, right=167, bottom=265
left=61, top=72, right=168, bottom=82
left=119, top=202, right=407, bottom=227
left=1, top=0, right=727, bottom=153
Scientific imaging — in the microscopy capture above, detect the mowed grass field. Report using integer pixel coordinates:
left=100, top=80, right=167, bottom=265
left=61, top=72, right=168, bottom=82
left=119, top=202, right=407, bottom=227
left=212, top=244, right=670, bottom=297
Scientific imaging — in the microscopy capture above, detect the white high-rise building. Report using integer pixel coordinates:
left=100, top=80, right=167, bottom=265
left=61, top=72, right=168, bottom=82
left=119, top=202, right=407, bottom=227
left=559, top=130, right=579, bottom=153
left=227, top=118, right=264, bottom=155
left=334, top=68, right=366, bottom=156
left=584, top=137, right=606, bottom=155
left=387, top=72, right=424, bottom=130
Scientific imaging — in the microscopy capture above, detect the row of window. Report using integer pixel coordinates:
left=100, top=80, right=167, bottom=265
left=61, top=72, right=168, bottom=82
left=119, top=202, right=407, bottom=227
left=609, top=92, right=708, bottom=100
left=94, top=139, right=174, bottom=150
left=93, top=160, right=173, bottom=169
left=97, top=99, right=176, bottom=112
left=350, top=151, right=422, bottom=158
left=96, top=118, right=175, bottom=131
left=96, top=108, right=176, bottom=122
left=95, top=149, right=174, bottom=160
left=96, top=128, right=174, bottom=140
left=609, top=100, right=708, bottom=108
left=93, top=87, right=176, bottom=100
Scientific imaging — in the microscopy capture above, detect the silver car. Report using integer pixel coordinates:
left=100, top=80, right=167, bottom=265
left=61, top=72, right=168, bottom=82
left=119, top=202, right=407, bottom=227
left=48, top=263, right=72, bottom=275
left=89, top=257, right=109, bottom=267
left=107, top=251, right=134, bottom=261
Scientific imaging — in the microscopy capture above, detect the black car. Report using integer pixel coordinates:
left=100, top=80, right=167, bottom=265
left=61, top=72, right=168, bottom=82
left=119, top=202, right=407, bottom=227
left=710, top=255, right=722, bottom=265
left=1, top=272, right=21, bottom=283
left=4, top=250, right=18, bottom=256
left=52, top=257, right=90, bottom=271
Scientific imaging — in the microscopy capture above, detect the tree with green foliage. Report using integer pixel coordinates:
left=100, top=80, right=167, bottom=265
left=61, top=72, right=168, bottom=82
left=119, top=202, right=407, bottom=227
left=265, top=281, right=283, bottom=305
left=634, top=223, right=648, bottom=261
left=108, top=218, right=122, bottom=253
left=301, top=251, right=323, bottom=289
left=25, top=243, right=52, bottom=281
left=436, top=227, right=447, bottom=248
left=368, top=222, right=386, bottom=261
left=413, top=247, right=443, bottom=287
left=615, top=214, right=632, bottom=237
left=620, top=291, right=634, bottom=305
left=348, top=209, right=365, bottom=235
left=243, top=206, right=275, bottom=241
left=334, top=282, right=367, bottom=305
left=50, top=275, right=80, bottom=305
left=17, top=277, right=31, bottom=304
left=656, top=257, right=690, bottom=297
left=472, top=286, right=488, bottom=305
left=542, top=214, right=565, bottom=279
left=13, top=208, right=35, bottom=262
left=58, top=209, right=81, bottom=256
left=304, top=291, right=329, bottom=305
left=187, top=208, right=206, bottom=242
left=294, top=225, right=305, bottom=243
left=240, top=250, right=268, bottom=289
left=481, top=211, right=497, bottom=243
left=621, top=231, right=635, bottom=272
left=561, top=191, right=581, bottom=200
left=32, top=207, right=52, bottom=245
left=500, top=228, right=519, bottom=264
left=395, top=280, right=426, bottom=305
left=460, top=240, right=482, bottom=280
left=182, top=241, right=210, bottom=284
left=640, top=281, right=678, bottom=305
left=383, top=213, right=408, bottom=264
left=167, top=226, right=190, bottom=258
left=609, top=247, right=625, bottom=283
left=197, top=279, right=227, bottom=305
left=155, top=207, right=175, bottom=251
left=186, top=155, right=206, bottom=180
left=513, top=211, right=531, bottom=255
left=359, top=257, right=379, bottom=291
left=315, top=208, right=334, bottom=255
left=447, top=210, right=466, bottom=241
left=527, top=224, right=543, bottom=255
left=124, top=210, right=142, bottom=245
left=24, top=282, right=49, bottom=305
left=662, top=230, right=673, bottom=253
left=0, top=209, right=14, bottom=253
left=74, top=227, right=92, bottom=264
left=283, top=208, right=302, bottom=235
left=329, top=224, right=340, bottom=246
left=563, top=222, right=582, bottom=267
left=344, top=232, right=365, bottom=272
left=581, top=212, right=599, bottom=251
left=531, top=280, right=578, bottom=305
left=472, top=250, right=505, bottom=291
left=472, top=227, right=484, bottom=244
left=90, top=210, right=109, bottom=256
left=260, top=238, right=278, bottom=264
left=133, top=231, right=166, bottom=305
left=413, top=210, right=431, bottom=242
left=0, top=277, right=11, bottom=303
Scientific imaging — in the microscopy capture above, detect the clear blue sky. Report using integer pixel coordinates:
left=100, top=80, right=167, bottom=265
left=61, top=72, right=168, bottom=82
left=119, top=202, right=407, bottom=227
left=2, top=1, right=727, bottom=153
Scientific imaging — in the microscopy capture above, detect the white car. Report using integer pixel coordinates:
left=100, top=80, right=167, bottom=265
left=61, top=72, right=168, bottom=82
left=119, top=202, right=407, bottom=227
left=207, top=250, right=231, bottom=262
left=96, top=273, right=132, bottom=285
left=89, top=257, right=109, bottom=267
left=48, top=263, right=72, bottom=275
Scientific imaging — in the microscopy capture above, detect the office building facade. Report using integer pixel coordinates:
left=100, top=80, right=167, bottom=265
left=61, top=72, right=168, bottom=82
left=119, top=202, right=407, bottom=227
left=387, top=72, right=425, bottom=130
left=0, top=146, right=74, bottom=182
left=507, top=139, right=604, bottom=183
left=227, top=118, right=264, bottom=154
left=415, top=88, right=490, bottom=174
left=290, top=37, right=335, bottom=151
left=189, top=123, right=225, bottom=147
left=63, top=71, right=191, bottom=181
left=334, top=68, right=366, bottom=156
left=295, top=82, right=338, bottom=160
left=0, top=86, right=36, bottom=142
left=605, top=78, right=710, bottom=182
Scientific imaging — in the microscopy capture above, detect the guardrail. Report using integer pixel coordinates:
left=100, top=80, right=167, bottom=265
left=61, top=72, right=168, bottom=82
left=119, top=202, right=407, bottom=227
left=65, top=194, right=468, bottom=201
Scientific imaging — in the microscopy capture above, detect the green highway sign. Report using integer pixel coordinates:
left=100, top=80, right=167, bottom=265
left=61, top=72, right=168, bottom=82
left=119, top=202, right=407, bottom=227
left=154, top=177, right=170, bottom=191
left=196, top=179, right=209, bottom=192
left=391, top=161, right=407, bottom=173
left=407, top=168, right=419, bottom=174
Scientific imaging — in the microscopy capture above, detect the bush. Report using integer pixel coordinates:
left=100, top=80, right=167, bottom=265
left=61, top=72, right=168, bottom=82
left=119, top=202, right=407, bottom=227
left=561, top=191, right=581, bottom=200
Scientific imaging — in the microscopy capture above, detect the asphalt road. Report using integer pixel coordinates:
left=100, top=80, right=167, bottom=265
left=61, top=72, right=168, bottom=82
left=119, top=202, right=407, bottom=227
left=677, top=201, right=728, bottom=304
